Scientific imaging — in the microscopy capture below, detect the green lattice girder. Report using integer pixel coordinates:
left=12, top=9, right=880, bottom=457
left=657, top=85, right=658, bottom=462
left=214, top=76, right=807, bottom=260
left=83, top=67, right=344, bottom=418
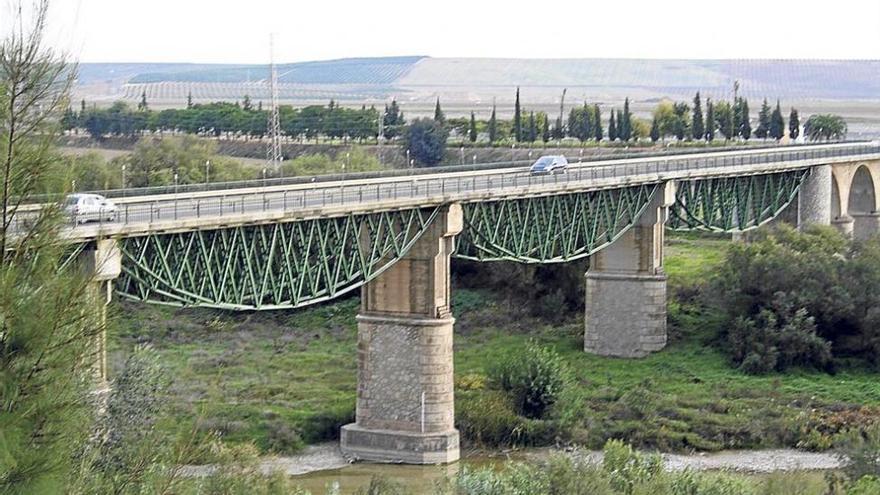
left=455, top=184, right=659, bottom=263
left=116, top=207, right=440, bottom=310
left=669, top=170, right=807, bottom=232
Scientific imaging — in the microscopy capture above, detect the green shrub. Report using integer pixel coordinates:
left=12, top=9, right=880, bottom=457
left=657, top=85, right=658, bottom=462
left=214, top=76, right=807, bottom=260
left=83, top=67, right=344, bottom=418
left=489, top=342, right=571, bottom=419
left=262, top=419, right=304, bottom=454
left=838, top=424, right=880, bottom=482
left=710, top=225, right=880, bottom=371
left=455, top=390, right=558, bottom=447
left=848, top=476, right=880, bottom=495
left=299, top=405, right=355, bottom=443
left=353, top=475, right=409, bottom=495
left=602, top=439, right=662, bottom=494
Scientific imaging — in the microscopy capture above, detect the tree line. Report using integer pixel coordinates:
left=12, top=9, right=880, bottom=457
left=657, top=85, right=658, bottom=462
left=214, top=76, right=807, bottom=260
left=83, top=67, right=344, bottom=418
left=65, top=89, right=848, bottom=148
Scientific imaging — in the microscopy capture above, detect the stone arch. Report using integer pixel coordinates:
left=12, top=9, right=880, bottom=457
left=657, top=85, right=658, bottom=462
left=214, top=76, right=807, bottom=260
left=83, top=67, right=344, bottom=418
left=848, top=165, right=876, bottom=215
left=831, top=166, right=854, bottom=220
left=848, top=164, right=880, bottom=240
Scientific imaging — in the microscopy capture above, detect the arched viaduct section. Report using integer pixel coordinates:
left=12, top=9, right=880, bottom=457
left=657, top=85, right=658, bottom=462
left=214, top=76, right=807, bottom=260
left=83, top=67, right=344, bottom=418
left=830, top=161, right=880, bottom=240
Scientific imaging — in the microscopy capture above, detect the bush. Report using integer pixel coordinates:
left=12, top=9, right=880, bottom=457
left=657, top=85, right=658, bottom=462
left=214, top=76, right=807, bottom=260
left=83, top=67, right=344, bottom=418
left=838, top=424, right=880, bottom=483
left=455, top=390, right=558, bottom=447
left=489, top=342, right=571, bottom=419
left=602, top=439, right=662, bottom=494
left=299, top=405, right=355, bottom=443
left=262, top=419, right=304, bottom=454
left=848, top=476, right=880, bottom=495
left=711, top=225, right=880, bottom=371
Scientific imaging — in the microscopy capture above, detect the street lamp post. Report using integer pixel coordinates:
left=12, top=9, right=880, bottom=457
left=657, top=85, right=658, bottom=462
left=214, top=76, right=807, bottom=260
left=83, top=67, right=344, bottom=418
left=121, top=164, right=126, bottom=196
left=205, top=160, right=210, bottom=185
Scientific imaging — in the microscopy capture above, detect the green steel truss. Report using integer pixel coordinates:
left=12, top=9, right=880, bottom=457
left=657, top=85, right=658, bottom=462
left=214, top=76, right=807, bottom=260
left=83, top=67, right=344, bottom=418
left=669, top=170, right=807, bottom=232
left=116, top=207, right=440, bottom=310
left=455, top=184, right=658, bottom=263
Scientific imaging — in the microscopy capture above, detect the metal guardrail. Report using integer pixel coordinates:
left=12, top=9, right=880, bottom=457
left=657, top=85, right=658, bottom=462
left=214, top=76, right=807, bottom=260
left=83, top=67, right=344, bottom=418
left=47, top=140, right=869, bottom=201
left=14, top=142, right=880, bottom=236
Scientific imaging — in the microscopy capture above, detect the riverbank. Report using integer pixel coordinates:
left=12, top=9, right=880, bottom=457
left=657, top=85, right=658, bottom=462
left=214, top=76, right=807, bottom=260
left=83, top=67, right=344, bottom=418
left=109, top=233, right=880, bottom=461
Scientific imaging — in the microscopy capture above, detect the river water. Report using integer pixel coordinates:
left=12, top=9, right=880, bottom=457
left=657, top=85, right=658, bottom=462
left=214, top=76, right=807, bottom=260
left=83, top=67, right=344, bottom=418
left=182, top=444, right=842, bottom=494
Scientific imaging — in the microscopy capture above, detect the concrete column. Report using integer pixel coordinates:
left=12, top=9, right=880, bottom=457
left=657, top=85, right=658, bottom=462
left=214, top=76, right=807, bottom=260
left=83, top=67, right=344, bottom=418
left=852, top=212, right=880, bottom=241
left=798, top=164, right=832, bottom=229
left=341, top=204, right=462, bottom=464
left=584, top=182, right=675, bottom=358
left=78, top=239, right=121, bottom=393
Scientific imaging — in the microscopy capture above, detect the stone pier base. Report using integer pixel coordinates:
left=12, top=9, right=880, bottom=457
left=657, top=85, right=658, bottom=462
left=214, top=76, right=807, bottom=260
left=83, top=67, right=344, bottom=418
left=852, top=212, right=880, bottom=241
left=798, top=165, right=832, bottom=229
left=340, top=314, right=459, bottom=464
left=832, top=215, right=854, bottom=237
left=584, top=272, right=667, bottom=358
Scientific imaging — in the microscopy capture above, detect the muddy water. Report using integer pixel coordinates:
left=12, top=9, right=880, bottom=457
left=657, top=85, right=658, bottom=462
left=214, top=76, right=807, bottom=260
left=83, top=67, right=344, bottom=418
left=183, top=444, right=843, bottom=494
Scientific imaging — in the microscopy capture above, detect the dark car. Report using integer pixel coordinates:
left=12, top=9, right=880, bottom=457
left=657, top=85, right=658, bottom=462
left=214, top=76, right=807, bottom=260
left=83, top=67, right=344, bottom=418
left=529, top=155, right=568, bottom=175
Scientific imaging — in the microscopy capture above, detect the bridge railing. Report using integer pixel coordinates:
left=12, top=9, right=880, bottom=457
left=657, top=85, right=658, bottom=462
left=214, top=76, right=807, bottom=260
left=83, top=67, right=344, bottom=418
left=11, top=141, right=880, bottom=236
left=44, top=140, right=869, bottom=202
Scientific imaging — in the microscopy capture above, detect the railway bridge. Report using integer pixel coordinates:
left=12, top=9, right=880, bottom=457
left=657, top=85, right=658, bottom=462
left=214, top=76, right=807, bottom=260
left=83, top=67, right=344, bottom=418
left=42, top=141, right=880, bottom=464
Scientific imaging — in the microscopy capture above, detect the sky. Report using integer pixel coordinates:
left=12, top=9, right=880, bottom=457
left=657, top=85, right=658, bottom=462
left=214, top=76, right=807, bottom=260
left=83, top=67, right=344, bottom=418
left=5, top=0, right=880, bottom=63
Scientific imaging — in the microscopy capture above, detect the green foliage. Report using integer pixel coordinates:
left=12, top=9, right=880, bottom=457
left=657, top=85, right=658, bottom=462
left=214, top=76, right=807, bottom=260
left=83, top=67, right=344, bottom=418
left=789, top=108, right=800, bottom=140
left=190, top=442, right=308, bottom=495
left=756, top=99, right=771, bottom=139
left=705, top=98, right=715, bottom=141
left=713, top=226, right=880, bottom=373
left=770, top=100, right=786, bottom=140
left=838, top=424, right=880, bottom=483
left=281, top=148, right=384, bottom=177
left=691, top=92, right=704, bottom=141
left=125, top=135, right=252, bottom=187
left=489, top=342, right=571, bottom=419
left=513, top=87, right=521, bottom=142
left=847, top=476, right=880, bottom=495
left=353, top=475, right=408, bottom=495
left=804, top=114, right=848, bottom=141
left=402, top=118, right=448, bottom=166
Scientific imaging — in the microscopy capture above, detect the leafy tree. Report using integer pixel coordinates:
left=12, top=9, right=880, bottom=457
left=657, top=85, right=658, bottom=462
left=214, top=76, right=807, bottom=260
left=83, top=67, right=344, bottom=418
left=755, top=98, right=771, bottom=139
left=488, top=104, right=497, bottom=143
left=653, top=101, right=677, bottom=139
left=608, top=110, right=617, bottom=141
left=804, top=114, right=847, bottom=141
left=650, top=116, right=660, bottom=142
left=469, top=111, right=477, bottom=143
left=714, top=101, right=733, bottom=140
left=770, top=100, right=785, bottom=140
left=593, top=104, right=603, bottom=141
left=434, top=97, right=445, bottom=124
left=514, top=87, right=522, bottom=142
left=672, top=102, right=689, bottom=141
left=186, top=90, right=193, bottom=109
left=383, top=99, right=405, bottom=139
left=402, top=118, right=448, bottom=166
left=241, top=94, right=253, bottom=111
left=705, top=98, right=715, bottom=141
left=137, top=90, right=148, bottom=112
left=691, top=92, right=704, bottom=141
left=789, top=108, right=800, bottom=140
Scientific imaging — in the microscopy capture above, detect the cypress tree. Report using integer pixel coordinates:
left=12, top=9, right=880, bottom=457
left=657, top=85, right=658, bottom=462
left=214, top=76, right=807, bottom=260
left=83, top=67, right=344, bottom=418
left=543, top=115, right=551, bottom=142
left=186, top=91, right=193, bottom=109
left=568, top=108, right=580, bottom=140
left=650, top=116, right=660, bottom=142
left=608, top=110, right=617, bottom=141
left=434, top=98, right=445, bottom=124
left=514, top=87, right=522, bottom=142
left=469, top=111, right=477, bottom=142
left=582, top=103, right=593, bottom=141
left=789, top=108, right=800, bottom=140
left=593, top=104, right=603, bottom=141
left=739, top=99, right=751, bottom=140
left=756, top=98, right=771, bottom=139
left=770, top=100, right=785, bottom=140
left=138, top=91, right=148, bottom=112
left=621, top=98, right=632, bottom=141
left=488, top=104, right=497, bottom=143
left=527, top=111, right=536, bottom=142
left=705, top=98, right=715, bottom=141
left=691, top=92, right=704, bottom=141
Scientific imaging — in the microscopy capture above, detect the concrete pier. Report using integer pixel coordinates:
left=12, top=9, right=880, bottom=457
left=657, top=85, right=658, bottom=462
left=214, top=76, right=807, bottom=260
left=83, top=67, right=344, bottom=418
left=798, top=165, right=832, bottom=229
left=340, top=205, right=462, bottom=464
left=584, top=182, right=675, bottom=358
left=78, top=239, right=121, bottom=392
